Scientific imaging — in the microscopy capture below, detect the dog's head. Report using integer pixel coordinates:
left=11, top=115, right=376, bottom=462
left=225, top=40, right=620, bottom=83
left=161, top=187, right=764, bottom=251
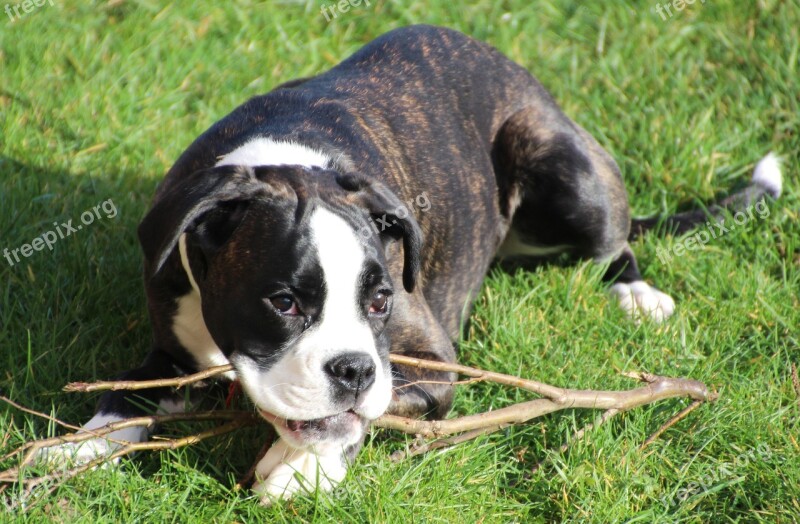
left=138, top=165, right=422, bottom=451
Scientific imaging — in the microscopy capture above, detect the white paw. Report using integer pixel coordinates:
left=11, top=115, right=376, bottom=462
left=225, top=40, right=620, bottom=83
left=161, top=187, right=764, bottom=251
left=252, top=439, right=347, bottom=504
left=34, top=412, right=147, bottom=469
left=610, top=280, right=675, bottom=323
left=35, top=438, right=120, bottom=469
left=751, top=151, right=782, bottom=198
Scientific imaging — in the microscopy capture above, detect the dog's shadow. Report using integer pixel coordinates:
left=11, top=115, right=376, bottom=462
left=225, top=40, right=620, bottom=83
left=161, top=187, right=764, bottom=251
left=1, top=154, right=150, bottom=390
left=0, top=155, right=269, bottom=483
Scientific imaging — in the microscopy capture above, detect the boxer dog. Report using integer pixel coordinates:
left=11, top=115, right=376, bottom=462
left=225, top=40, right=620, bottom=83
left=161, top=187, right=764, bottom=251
left=41, top=25, right=781, bottom=502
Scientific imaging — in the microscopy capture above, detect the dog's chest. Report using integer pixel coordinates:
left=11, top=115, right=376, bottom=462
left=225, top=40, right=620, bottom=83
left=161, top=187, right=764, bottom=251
left=171, top=290, right=236, bottom=378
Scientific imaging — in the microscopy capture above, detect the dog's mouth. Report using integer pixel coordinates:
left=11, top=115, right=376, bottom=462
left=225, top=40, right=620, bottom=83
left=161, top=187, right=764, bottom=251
left=278, top=410, right=360, bottom=432
left=258, top=409, right=366, bottom=448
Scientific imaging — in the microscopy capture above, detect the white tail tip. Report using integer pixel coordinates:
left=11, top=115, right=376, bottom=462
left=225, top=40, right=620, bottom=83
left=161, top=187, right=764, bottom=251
left=751, top=152, right=782, bottom=199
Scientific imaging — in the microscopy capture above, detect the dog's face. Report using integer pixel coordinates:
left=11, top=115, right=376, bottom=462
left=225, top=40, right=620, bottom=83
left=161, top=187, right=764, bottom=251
left=202, top=199, right=396, bottom=452
left=140, top=165, right=421, bottom=452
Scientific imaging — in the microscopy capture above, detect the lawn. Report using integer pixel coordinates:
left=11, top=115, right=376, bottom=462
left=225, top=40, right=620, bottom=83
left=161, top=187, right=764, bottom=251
left=1, top=1, right=798, bottom=522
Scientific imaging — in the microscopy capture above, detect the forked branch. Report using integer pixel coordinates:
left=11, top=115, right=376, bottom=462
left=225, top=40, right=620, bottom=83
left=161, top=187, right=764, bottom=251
left=2, top=354, right=717, bottom=506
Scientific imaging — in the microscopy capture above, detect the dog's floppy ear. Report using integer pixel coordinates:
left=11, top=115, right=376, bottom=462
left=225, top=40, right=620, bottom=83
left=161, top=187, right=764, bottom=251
left=138, top=165, right=265, bottom=275
left=336, top=173, right=423, bottom=293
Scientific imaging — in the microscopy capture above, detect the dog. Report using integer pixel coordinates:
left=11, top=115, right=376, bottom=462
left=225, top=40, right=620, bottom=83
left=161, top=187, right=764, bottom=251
left=40, top=25, right=781, bottom=502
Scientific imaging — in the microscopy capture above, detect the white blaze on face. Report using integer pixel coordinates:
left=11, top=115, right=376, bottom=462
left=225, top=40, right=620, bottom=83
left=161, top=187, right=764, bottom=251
left=235, top=206, right=392, bottom=422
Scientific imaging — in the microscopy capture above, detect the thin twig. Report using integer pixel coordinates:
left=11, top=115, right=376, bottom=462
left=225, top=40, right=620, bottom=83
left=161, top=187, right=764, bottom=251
left=3, top=418, right=254, bottom=510
left=60, top=356, right=715, bottom=445
left=389, top=424, right=509, bottom=461
left=791, top=363, right=800, bottom=411
left=0, top=411, right=264, bottom=510
left=0, top=397, right=129, bottom=463
left=63, top=364, right=234, bottom=392
left=1, top=411, right=260, bottom=476
left=389, top=354, right=566, bottom=398
left=530, top=408, right=620, bottom=473
left=640, top=399, right=704, bottom=450
left=0, top=396, right=81, bottom=432
left=392, top=377, right=485, bottom=391
left=60, top=355, right=580, bottom=399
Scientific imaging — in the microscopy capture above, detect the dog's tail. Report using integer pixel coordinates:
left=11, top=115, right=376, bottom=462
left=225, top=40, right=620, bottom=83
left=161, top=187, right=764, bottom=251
left=629, top=152, right=783, bottom=240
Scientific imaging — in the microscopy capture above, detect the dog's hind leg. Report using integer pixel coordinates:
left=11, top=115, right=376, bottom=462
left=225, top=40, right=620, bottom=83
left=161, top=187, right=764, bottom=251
left=493, top=105, right=675, bottom=322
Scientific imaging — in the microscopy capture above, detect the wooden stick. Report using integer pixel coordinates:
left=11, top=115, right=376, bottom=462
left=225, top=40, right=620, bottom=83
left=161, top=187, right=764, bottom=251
left=60, top=355, right=576, bottom=399
left=56, top=354, right=716, bottom=450
left=374, top=372, right=713, bottom=438
left=4, top=352, right=717, bottom=505
left=64, top=355, right=715, bottom=410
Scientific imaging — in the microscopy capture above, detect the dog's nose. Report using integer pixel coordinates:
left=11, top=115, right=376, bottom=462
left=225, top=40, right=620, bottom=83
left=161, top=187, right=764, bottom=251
left=324, top=352, right=376, bottom=395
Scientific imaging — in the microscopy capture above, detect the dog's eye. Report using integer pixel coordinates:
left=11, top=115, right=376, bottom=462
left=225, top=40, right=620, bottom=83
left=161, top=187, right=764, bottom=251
left=369, top=291, right=390, bottom=315
left=269, top=295, right=300, bottom=316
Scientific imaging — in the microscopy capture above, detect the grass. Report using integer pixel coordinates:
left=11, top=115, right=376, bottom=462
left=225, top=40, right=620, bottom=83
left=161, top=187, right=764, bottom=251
left=1, top=0, right=798, bottom=522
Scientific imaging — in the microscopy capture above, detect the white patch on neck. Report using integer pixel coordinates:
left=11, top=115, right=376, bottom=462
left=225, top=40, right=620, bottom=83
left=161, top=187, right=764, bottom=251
left=215, top=137, right=330, bottom=169
left=172, top=234, right=235, bottom=379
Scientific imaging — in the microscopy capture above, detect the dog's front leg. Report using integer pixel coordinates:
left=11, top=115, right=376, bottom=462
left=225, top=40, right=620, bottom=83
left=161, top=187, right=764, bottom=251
left=36, top=348, right=192, bottom=467
left=252, top=438, right=361, bottom=504
left=382, top=285, right=458, bottom=420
